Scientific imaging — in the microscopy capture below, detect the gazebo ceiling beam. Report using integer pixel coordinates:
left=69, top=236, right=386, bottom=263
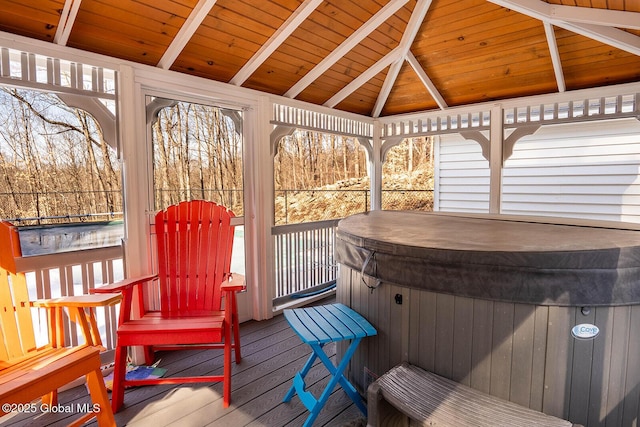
left=562, top=23, right=640, bottom=57
left=54, top=0, right=82, bottom=46
left=230, top=0, right=323, bottom=86
left=324, top=48, right=402, bottom=108
left=372, top=0, right=434, bottom=117
left=373, top=60, right=404, bottom=118
left=371, top=0, right=435, bottom=117
left=489, top=0, right=640, bottom=56
left=284, top=0, right=408, bottom=99
left=157, top=0, right=218, bottom=70
left=406, top=51, right=447, bottom=110
left=543, top=22, right=565, bottom=93
left=550, top=4, right=640, bottom=30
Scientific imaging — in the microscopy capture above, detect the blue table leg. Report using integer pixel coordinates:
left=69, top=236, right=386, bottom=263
left=283, top=344, right=321, bottom=403
left=285, top=338, right=367, bottom=427
left=311, top=338, right=367, bottom=416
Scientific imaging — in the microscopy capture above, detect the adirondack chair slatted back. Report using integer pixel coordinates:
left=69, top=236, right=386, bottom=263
left=155, top=200, right=235, bottom=315
left=0, top=221, right=37, bottom=364
left=0, top=220, right=119, bottom=425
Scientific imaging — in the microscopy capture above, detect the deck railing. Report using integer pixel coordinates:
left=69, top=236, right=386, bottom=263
left=14, top=202, right=428, bottom=346
left=16, top=245, right=123, bottom=351
left=16, top=219, right=340, bottom=351
left=16, top=221, right=339, bottom=348
left=275, top=190, right=369, bottom=225
left=273, top=219, right=339, bottom=304
left=275, top=189, right=433, bottom=225
left=0, top=190, right=123, bottom=226
left=272, top=190, right=434, bottom=302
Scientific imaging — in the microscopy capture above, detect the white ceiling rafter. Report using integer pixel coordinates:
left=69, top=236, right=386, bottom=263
left=488, top=0, right=640, bottom=56
left=157, top=0, right=217, bottom=70
left=406, top=51, right=447, bottom=109
left=324, top=48, right=402, bottom=108
left=543, top=22, right=565, bottom=93
left=284, top=0, right=408, bottom=99
left=54, top=0, right=82, bottom=45
left=372, top=59, right=403, bottom=117
left=549, top=5, right=640, bottom=30
left=372, top=0, right=434, bottom=117
left=563, top=23, right=640, bottom=56
left=230, top=0, right=323, bottom=86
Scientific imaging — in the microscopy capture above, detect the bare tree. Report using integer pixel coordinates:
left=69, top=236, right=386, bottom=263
left=0, top=88, right=122, bottom=224
left=151, top=101, right=244, bottom=215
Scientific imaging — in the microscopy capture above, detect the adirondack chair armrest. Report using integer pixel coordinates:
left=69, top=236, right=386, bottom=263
left=92, top=274, right=158, bottom=324
left=222, top=273, right=246, bottom=292
left=29, top=293, right=122, bottom=349
left=91, top=273, right=159, bottom=293
left=31, top=293, right=122, bottom=308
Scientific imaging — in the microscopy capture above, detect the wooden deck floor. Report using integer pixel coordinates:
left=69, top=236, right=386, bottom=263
left=3, top=297, right=367, bottom=427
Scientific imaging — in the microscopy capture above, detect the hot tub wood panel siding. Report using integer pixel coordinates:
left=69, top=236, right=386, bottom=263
left=338, top=271, right=640, bottom=427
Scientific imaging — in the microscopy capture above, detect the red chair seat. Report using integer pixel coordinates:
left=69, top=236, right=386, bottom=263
left=116, top=315, right=225, bottom=345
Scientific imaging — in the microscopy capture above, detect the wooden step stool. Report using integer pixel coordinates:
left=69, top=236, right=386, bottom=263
left=368, top=363, right=582, bottom=427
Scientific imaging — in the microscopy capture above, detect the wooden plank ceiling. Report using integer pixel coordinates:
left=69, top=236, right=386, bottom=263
left=0, top=0, right=638, bottom=117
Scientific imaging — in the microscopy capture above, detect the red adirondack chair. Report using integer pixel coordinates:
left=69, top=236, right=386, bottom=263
left=93, top=200, right=244, bottom=412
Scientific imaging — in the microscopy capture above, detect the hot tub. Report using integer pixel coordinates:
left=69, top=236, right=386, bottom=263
left=335, top=211, right=640, bottom=427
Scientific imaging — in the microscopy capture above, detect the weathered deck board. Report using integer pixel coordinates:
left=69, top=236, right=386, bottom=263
left=2, top=296, right=365, bottom=427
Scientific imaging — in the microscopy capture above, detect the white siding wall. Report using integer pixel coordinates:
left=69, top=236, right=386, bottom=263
left=502, top=119, right=640, bottom=223
left=435, top=134, right=490, bottom=212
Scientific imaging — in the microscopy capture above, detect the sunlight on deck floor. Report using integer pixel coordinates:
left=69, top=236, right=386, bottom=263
left=3, top=296, right=367, bottom=426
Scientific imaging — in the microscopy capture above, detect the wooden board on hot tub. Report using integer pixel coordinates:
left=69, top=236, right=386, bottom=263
left=335, top=211, right=640, bottom=306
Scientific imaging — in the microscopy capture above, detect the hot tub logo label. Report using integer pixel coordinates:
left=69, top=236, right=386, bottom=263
left=571, top=323, right=600, bottom=340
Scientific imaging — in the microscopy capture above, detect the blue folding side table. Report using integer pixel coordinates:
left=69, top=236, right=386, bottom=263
left=283, top=303, right=377, bottom=426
